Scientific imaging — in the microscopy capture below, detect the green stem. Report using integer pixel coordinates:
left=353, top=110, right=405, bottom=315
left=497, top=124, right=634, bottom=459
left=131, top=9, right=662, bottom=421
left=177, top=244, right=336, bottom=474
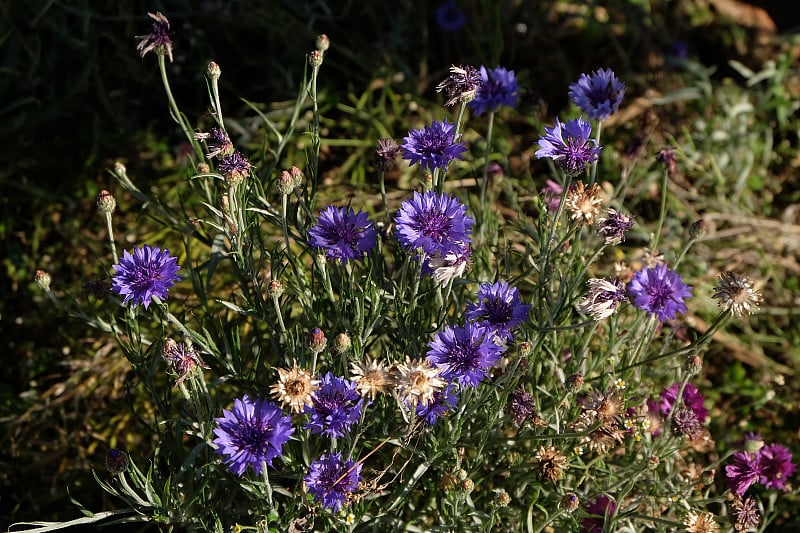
left=589, top=120, right=602, bottom=185
left=104, top=211, right=118, bottom=263
left=480, top=111, right=495, bottom=220
left=157, top=55, right=204, bottom=161
left=650, top=169, right=669, bottom=254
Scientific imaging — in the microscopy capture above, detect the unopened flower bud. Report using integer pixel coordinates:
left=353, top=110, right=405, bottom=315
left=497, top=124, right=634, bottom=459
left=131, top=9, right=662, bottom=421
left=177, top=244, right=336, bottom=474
left=656, top=147, right=677, bottom=178
left=460, top=478, right=474, bottom=493
left=685, top=354, right=703, bottom=375
left=565, top=373, right=584, bottom=392
left=197, top=162, right=210, bottom=174
left=97, top=189, right=117, bottom=214
left=689, top=219, right=708, bottom=240
left=648, top=455, right=660, bottom=470
left=276, top=170, right=294, bottom=195
left=267, top=279, right=284, bottom=298
left=517, top=341, right=532, bottom=358
left=105, top=449, right=129, bottom=476
left=34, top=270, right=51, bottom=292
left=744, top=434, right=764, bottom=453
left=560, top=493, right=579, bottom=512
left=308, top=50, right=324, bottom=67
left=306, top=327, right=327, bottom=355
left=289, top=166, right=304, bottom=188
left=332, top=332, right=352, bottom=355
left=113, top=161, right=127, bottom=178
left=207, top=61, right=221, bottom=80
left=316, top=34, right=330, bottom=52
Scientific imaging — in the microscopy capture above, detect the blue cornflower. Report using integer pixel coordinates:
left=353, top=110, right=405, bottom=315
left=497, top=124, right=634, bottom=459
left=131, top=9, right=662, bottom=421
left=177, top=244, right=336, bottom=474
left=401, top=119, right=467, bottom=172
left=628, top=264, right=692, bottom=321
left=212, top=396, right=295, bottom=476
left=394, top=191, right=473, bottom=255
left=465, top=281, right=531, bottom=341
left=304, top=372, right=365, bottom=438
left=308, top=206, right=377, bottom=263
left=111, top=245, right=181, bottom=309
left=536, top=117, right=601, bottom=177
left=435, top=0, right=466, bottom=32
left=426, top=322, right=504, bottom=388
left=568, top=68, right=626, bottom=121
left=304, top=452, right=362, bottom=513
left=415, top=383, right=459, bottom=425
left=468, top=66, right=519, bottom=116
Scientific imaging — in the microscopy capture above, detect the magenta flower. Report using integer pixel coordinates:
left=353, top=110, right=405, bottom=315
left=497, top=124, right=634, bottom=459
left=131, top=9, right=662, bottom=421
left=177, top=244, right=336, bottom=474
left=726, top=452, right=764, bottom=496
left=658, top=382, right=708, bottom=422
left=581, top=494, right=616, bottom=533
left=758, top=444, right=796, bottom=491
left=111, top=245, right=181, bottom=309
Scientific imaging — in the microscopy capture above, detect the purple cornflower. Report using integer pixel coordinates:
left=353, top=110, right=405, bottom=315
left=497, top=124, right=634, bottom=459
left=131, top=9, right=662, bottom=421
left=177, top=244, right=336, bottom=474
left=401, top=119, right=467, bottom=172
left=568, top=68, right=626, bottom=121
left=465, top=281, right=531, bottom=341
left=394, top=191, right=473, bottom=255
left=303, top=372, right=365, bottom=438
left=726, top=451, right=764, bottom=496
left=111, top=245, right=181, bottom=309
left=508, top=388, right=536, bottom=425
left=136, top=11, right=174, bottom=62
left=435, top=0, right=466, bottom=32
left=426, top=322, right=504, bottom=388
left=437, top=65, right=482, bottom=107
left=195, top=127, right=234, bottom=159
left=218, top=151, right=251, bottom=182
left=581, top=494, right=616, bottom=533
left=212, top=396, right=295, bottom=476
left=597, top=208, right=634, bottom=244
left=308, top=206, right=377, bottom=263
left=628, top=263, right=692, bottom=321
left=468, top=66, right=519, bottom=115
left=304, top=452, right=362, bottom=513
left=578, top=278, right=628, bottom=320
left=415, top=384, right=459, bottom=425
left=758, top=444, right=796, bottom=491
left=658, top=382, right=708, bottom=422
left=536, top=117, right=602, bottom=177
left=541, top=179, right=563, bottom=212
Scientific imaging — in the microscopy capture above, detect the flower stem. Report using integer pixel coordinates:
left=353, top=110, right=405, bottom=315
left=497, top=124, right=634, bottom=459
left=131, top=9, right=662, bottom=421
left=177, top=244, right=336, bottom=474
left=157, top=55, right=204, bottom=161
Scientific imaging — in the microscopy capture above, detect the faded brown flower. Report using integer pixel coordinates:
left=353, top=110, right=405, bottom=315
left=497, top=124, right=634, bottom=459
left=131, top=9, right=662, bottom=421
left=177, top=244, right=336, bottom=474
left=270, top=360, right=320, bottom=413
left=565, top=181, right=603, bottom=225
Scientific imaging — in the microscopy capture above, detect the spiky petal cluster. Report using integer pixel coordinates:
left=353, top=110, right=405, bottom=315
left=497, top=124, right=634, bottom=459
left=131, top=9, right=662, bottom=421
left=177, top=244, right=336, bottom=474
left=657, top=382, right=708, bottom=422
left=393, top=358, right=446, bottom=408
left=468, top=66, right=519, bottom=116
left=136, top=11, right=174, bottom=62
left=536, top=117, right=602, bottom=177
left=465, top=281, right=531, bottom=341
left=212, top=396, right=295, bottom=476
left=111, top=245, right=181, bottom=309
left=394, top=191, right=473, bottom=255
left=304, top=452, right=362, bottom=513
left=711, top=271, right=763, bottom=317
left=308, top=206, right=377, bottom=263
left=304, top=372, right=365, bottom=438
left=401, top=119, right=467, bottom=172
left=597, top=208, right=634, bottom=244
left=724, top=442, right=797, bottom=495
left=568, top=68, right=626, bottom=121
left=628, top=263, right=692, bottom=321
left=162, top=338, right=207, bottom=385
left=426, top=322, right=504, bottom=388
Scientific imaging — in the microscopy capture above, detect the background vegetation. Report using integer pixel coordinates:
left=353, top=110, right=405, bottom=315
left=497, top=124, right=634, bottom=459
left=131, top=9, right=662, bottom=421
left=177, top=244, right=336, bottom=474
left=2, top=0, right=800, bottom=529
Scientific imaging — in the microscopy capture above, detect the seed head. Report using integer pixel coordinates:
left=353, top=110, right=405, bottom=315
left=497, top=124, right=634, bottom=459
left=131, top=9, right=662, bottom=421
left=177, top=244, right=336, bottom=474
left=711, top=271, right=763, bottom=317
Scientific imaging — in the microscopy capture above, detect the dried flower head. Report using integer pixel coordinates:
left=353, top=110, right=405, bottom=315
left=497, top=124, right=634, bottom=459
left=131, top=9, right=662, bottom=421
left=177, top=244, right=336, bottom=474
left=374, top=138, right=401, bottom=171
left=350, top=356, right=392, bottom=400
left=578, top=278, right=628, bottom=320
left=566, top=181, right=604, bottom=225
left=218, top=151, right=251, bottom=185
left=136, top=11, right=174, bottom=62
left=195, top=127, right=234, bottom=159
left=436, top=65, right=481, bottom=106
left=105, top=449, right=129, bottom=476
left=711, top=271, right=763, bottom=317
left=536, top=446, right=568, bottom=483
left=426, top=242, right=472, bottom=286
left=508, top=388, right=536, bottom=425
left=730, top=496, right=760, bottom=531
left=270, top=361, right=320, bottom=413
left=560, top=493, right=580, bottom=512
left=683, top=511, right=719, bottom=533
left=162, top=338, right=208, bottom=385
left=392, top=358, right=446, bottom=409
left=597, top=208, right=634, bottom=244
left=584, top=389, right=624, bottom=421
left=573, top=411, right=624, bottom=454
